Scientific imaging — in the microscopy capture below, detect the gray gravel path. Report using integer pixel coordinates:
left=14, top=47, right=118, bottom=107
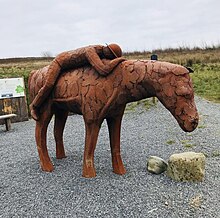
left=0, top=96, right=220, bottom=218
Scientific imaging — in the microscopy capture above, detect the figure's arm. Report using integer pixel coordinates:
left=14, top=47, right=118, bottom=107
left=85, top=47, right=126, bottom=76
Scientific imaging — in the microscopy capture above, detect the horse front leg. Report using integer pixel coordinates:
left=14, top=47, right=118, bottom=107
left=54, top=109, right=68, bottom=159
left=35, top=106, right=53, bottom=172
left=82, top=122, right=101, bottom=178
left=106, top=109, right=126, bottom=175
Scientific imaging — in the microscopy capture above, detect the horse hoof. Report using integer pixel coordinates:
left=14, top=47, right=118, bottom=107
left=56, top=154, right=66, bottom=159
left=113, top=167, right=126, bottom=175
left=82, top=168, right=96, bottom=178
left=41, top=162, right=54, bottom=172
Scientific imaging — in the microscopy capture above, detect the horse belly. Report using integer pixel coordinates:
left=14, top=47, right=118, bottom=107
left=53, top=100, right=82, bottom=115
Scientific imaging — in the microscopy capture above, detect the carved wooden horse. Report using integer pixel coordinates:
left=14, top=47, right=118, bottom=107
left=28, top=60, right=199, bottom=177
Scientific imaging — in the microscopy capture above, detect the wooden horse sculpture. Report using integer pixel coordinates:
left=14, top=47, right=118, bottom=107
left=28, top=60, right=199, bottom=177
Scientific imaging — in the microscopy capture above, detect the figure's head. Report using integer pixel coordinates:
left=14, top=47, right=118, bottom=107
left=103, top=43, right=122, bottom=59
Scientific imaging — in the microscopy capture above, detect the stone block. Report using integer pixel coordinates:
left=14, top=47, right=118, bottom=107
left=167, top=152, right=205, bottom=182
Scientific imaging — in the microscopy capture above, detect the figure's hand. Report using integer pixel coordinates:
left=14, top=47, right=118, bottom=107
left=110, top=57, right=126, bottom=65
left=97, top=57, right=127, bottom=76
left=115, top=57, right=126, bottom=62
left=100, top=57, right=126, bottom=75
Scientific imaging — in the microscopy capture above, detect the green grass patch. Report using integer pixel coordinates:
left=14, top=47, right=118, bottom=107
left=198, top=125, right=206, bottom=129
left=166, top=139, right=176, bottom=145
left=0, top=58, right=52, bottom=106
left=211, top=150, right=220, bottom=157
left=191, top=63, right=220, bottom=103
left=181, top=140, right=196, bottom=148
left=125, top=98, right=155, bottom=112
left=125, top=102, right=138, bottom=112
left=183, top=143, right=196, bottom=148
left=137, top=98, right=156, bottom=110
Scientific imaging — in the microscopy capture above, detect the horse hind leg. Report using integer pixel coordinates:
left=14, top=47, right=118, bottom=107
left=35, top=106, right=53, bottom=172
left=54, top=109, right=68, bottom=159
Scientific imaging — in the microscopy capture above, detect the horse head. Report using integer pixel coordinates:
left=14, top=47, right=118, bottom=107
left=143, top=61, right=199, bottom=132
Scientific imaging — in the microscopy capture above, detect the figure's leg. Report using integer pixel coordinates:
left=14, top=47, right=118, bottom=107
left=82, top=122, right=101, bottom=178
left=30, top=60, right=61, bottom=120
left=106, top=109, right=126, bottom=175
left=35, top=104, right=53, bottom=172
left=54, top=109, right=69, bottom=159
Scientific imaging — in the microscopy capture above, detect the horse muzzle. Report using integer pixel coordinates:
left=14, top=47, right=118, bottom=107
left=179, top=115, right=199, bottom=132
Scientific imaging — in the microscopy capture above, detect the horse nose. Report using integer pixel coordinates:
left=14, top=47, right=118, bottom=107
left=191, top=117, right=199, bottom=129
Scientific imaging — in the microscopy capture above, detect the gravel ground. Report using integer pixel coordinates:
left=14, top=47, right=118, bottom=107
left=0, top=96, right=220, bottom=218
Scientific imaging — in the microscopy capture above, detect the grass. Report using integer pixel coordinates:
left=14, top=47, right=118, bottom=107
left=198, top=125, right=206, bottom=129
left=125, top=98, right=156, bottom=112
left=180, top=139, right=196, bottom=148
left=166, top=139, right=176, bottom=145
left=0, top=58, right=52, bottom=106
left=211, top=150, right=220, bottom=157
left=183, top=143, right=196, bottom=148
left=0, top=45, right=220, bottom=105
left=204, top=150, right=220, bottom=158
left=125, top=44, right=220, bottom=65
left=125, top=102, right=138, bottom=112
left=191, top=64, right=220, bottom=102
left=166, top=138, right=198, bottom=148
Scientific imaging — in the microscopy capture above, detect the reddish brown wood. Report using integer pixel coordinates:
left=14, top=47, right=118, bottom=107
left=29, top=44, right=125, bottom=121
left=28, top=60, right=199, bottom=177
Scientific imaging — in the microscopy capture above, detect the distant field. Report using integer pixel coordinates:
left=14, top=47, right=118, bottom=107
left=0, top=46, right=220, bottom=104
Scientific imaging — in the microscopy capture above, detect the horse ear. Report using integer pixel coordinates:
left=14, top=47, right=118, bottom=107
left=185, top=66, right=194, bottom=73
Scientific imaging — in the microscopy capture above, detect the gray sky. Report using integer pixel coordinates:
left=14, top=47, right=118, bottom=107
left=0, top=0, right=220, bottom=58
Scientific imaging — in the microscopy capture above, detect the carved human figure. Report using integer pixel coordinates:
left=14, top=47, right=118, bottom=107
left=30, top=43, right=125, bottom=120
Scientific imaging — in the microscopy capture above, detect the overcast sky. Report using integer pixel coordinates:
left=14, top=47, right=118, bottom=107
left=0, top=0, right=220, bottom=58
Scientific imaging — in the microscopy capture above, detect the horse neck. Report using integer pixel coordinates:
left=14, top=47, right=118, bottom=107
left=121, top=60, right=156, bottom=103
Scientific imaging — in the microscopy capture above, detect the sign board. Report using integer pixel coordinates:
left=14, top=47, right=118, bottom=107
left=0, top=78, right=25, bottom=99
